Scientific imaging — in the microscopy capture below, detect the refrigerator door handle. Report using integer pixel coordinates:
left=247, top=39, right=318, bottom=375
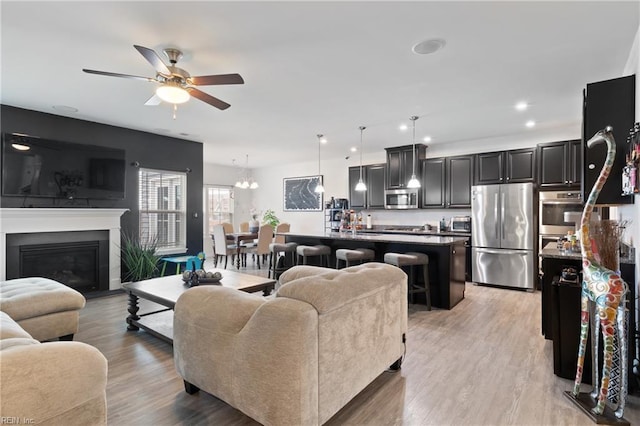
left=501, top=191, right=505, bottom=240
left=494, top=193, right=499, bottom=240
left=475, top=248, right=529, bottom=256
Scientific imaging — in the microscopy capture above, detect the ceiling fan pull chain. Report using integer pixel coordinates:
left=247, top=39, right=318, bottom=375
left=173, top=103, right=177, bottom=120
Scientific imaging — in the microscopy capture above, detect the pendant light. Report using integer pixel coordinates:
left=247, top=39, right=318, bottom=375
left=314, top=134, right=325, bottom=193
left=234, top=154, right=259, bottom=189
left=355, top=126, right=367, bottom=192
left=406, top=115, right=421, bottom=188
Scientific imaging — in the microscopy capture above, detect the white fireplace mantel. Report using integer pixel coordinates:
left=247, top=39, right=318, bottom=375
left=1, top=208, right=129, bottom=289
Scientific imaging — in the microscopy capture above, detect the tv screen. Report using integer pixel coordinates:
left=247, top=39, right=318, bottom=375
left=1, top=133, right=126, bottom=200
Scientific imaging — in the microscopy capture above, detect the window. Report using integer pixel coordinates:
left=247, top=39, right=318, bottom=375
left=205, top=186, right=234, bottom=234
left=139, top=168, right=187, bottom=254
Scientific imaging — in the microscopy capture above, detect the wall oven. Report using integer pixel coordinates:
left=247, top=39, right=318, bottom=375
left=384, top=188, right=419, bottom=209
left=539, top=190, right=584, bottom=236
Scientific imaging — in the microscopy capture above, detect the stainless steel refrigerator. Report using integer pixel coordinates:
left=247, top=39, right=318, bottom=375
left=471, top=182, right=535, bottom=290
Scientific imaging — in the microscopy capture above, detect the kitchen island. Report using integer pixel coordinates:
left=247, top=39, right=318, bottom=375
left=283, top=231, right=467, bottom=309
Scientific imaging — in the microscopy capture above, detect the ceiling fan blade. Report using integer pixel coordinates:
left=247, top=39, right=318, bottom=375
left=83, top=69, right=155, bottom=82
left=133, top=45, right=171, bottom=75
left=144, top=94, right=162, bottom=106
left=187, top=88, right=231, bottom=110
left=189, top=73, right=245, bottom=86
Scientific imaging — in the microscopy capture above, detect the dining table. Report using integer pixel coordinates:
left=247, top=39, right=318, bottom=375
left=227, top=232, right=258, bottom=269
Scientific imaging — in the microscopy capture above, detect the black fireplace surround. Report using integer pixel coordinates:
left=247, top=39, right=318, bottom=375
left=6, top=231, right=109, bottom=294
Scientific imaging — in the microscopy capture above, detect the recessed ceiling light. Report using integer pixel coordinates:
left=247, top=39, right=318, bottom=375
left=423, top=136, right=432, bottom=143
left=350, top=147, right=357, bottom=152
left=412, top=38, right=446, bottom=55
left=399, top=124, right=408, bottom=131
left=52, top=105, right=78, bottom=113
left=515, top=101, right=528, bottom=111
left=526, top=120, right=536, bottom=128
left=11, top=143, right=30, bottom=151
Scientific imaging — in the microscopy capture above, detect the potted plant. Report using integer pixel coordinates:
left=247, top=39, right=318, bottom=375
left=262, top=209, right=280, bottom=229
left=121, top=232, right=161, bottom=282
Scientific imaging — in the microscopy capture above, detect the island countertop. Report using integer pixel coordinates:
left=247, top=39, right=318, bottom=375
left=282, top=231, right=468, bottom=246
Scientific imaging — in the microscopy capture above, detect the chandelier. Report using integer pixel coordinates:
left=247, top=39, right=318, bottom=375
left=234, top=154, right=259, bottom=189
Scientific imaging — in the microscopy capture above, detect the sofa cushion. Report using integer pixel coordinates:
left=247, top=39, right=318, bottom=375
left=276, top=263, right=406, bottom=314
left=0, top=277, right=85, bottom=321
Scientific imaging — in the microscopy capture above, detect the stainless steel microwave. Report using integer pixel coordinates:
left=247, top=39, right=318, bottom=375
left=384, top=188, right=419, bottom=209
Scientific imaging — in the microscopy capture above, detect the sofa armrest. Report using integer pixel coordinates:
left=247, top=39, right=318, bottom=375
left=0, top=341, right=107, bottom=424
left=174, top=286, right=266, bottom=334
left=173, top=286, right=320, bottom=426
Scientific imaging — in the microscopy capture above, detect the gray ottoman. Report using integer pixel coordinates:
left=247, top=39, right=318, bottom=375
left=0, top=277, right=86, bottom=341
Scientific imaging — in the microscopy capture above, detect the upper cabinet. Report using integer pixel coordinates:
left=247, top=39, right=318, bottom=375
left=475, top=148, right=535, bottom=185
left=348, top=163, right=386, bottom=210
left=386, top=144, right=427, bottom=189
left=537, top=140, right=582, bottom=189
left=583, top=75, right=635, bottom=205
left=421, top=155, right=474, bottom=208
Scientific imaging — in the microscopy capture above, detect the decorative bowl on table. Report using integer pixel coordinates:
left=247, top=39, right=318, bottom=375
left=182, top=270, right=222, bottom=286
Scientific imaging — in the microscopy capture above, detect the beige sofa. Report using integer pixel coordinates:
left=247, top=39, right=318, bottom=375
left=174, top=262, right=407, bottom=425
left=0, top=279, right=108, bottom=425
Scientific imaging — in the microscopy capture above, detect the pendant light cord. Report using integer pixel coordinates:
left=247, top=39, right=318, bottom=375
left=410, top=116, right=418, bottom=175
left=317, top=134, right=323, bottom=174
left=359, top=126, right=366, bottom=180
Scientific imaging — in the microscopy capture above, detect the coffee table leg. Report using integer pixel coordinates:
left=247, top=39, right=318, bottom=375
left=126, top=292, right=140, bottom=331
left=262, top=284, right=274, bottom=297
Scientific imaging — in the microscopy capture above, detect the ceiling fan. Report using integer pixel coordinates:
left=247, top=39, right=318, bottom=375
left=83, top=45, right=244, bottom=110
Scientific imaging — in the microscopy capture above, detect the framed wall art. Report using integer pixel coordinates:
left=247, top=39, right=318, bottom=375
left=283, top=175, right=323, bottom=211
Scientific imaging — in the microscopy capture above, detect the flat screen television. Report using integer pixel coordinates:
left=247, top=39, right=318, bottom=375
left=1, top=133, right=126, bottom=200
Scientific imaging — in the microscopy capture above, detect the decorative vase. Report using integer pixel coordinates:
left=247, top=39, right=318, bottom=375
left=249, top=219, right=259, bottom=233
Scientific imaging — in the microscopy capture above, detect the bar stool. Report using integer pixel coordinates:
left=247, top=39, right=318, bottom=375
left=296, top=245, right=331, bottom=267
left=335, top=248, right=375, bottom=269
left=384, top=252, right=431, bottom=310
left=269, top=242, right=298, bottom=279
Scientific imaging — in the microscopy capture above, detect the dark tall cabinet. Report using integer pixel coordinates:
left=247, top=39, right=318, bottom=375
left=348, top=164, right=386, bottom=210
left=386, top=144, right=427, bottom=189
left=583, top=75, right=635, bottom=205
left=474, top=148, right=535, bottom=185
left=538, top=140, right=582, bottom=189
left=421, top=155, right=473, bottom=208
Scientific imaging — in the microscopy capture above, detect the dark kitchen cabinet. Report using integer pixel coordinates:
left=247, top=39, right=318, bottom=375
left=447, top=155, right=474, bottom=207
left=475, top=151, right=503, bottom=184
left=475, top=148, right=535, bottom=185
left=366, top=163, right=386, bottom=209
left=583, top=75, right=635, bottom=205
left=506, top=148, right=536, bottom=183
left=348, top=163, right=386, bottom=210
left=386, top=144, right=427, bottom=189
left=420, top=155, right=473, bottom=208
left=348, top=166, right=366, bottom=209
left=538, top=140, right=582, bottom=188
left=421, top=158, right=446, bottom=208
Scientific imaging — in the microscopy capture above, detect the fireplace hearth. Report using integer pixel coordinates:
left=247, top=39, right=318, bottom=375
left=6, top=231, right=109, bottom=294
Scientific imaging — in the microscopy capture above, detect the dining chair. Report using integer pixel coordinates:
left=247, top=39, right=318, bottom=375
left=239, top=222, right=249, bottom=232
left=243, top=224, right=274, bottom=269
left=212, top=224, right=239, bottom=269
left=274, top=222, right=290, bottom=244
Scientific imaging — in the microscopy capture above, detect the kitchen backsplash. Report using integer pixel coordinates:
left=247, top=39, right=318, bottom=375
left=360, top=208, right=471, bottom=229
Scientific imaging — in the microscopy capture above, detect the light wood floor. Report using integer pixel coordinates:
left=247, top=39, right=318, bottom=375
left=76, top=263, right=640, bottom=425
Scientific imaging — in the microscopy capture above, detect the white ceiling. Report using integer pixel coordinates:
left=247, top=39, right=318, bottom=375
left=1, top=1, right=638, bottom=168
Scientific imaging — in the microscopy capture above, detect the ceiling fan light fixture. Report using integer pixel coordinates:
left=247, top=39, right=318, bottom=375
left=156, top=84, right=190, bottom=104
